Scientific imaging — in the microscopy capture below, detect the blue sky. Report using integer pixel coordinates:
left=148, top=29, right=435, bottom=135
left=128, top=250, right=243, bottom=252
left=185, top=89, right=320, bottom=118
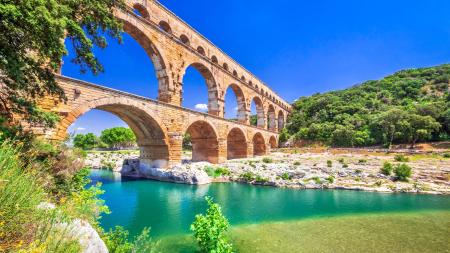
left=64, top=0, right=450, bottom=135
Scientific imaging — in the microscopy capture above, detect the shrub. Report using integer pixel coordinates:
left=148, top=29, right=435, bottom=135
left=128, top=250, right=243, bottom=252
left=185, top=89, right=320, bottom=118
left=358, top=159, right=367, bottom=164
left=191, top=197, right=233, bottom=253
left=293, top=161, right=301, bottom=166
left=337, top=158, right=345, bottom=164
left=256, top=175, right=269, bottom=183
left=326, top=176, right=335, bottom=183
left=380, top=162, right=393, bottom=176
left=240, top=172, right=256, bottom=181
left=343, top=163, right=349, bottom=168
left=281, top=172, right=291, bottom=180
left=103, top=226, right=159, bottom=253
left=311, top=176, right=322, bottom=184
left=205, top=166, right=231, bottom=178
left=262, top=157, right=273, bottom=163
left=326, top=160, right=332, bottom=167
left=394, top=163, right=412, bottom=182
left=394, top=154, right=410, bottom=162
left=443, top=153, right=450, bottom=158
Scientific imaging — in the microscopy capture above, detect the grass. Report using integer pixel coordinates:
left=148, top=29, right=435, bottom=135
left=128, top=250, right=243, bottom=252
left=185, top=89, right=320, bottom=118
left=204, top=166, right=231, bottom=178
left=158, top=211, right=450, bottom=253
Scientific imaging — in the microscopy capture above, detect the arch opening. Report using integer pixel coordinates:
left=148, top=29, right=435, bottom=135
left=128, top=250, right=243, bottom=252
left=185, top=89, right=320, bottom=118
left=227, top=128, right=248, bottom=160
left=62, top=20, right=170, bottom=101
left=224, top=84, right=246, bottom=122
left=185, top=121, right=219, bottom=163
left=250, top=97, right=265, bottom=128
left=197, top=46, right=206, bottom=56
left=182, top=63, right=220, bottom=115
left=180, top=34, right=190, bottom=45
left=278, top=111, right=285, bottom=130
left=158, top=21, right=172, bottom=33
left=64, top=102, right=169, bottom=168
left=211, top=55, right=218, bottom=64
left=267, top=105, right=276, bottom=131
left=133, top=3, right=150, bottom=19
left=253, top=133, right=266, bottom=156
left=269, top=136, right=277, bottom=150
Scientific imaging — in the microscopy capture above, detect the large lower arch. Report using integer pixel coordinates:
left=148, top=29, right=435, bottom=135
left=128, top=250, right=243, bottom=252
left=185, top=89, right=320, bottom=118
left=181, top=62, right=220, bottom=116
left=224, top=83, right=246, bottom=122
left=227, top=128, right=248, bottom=160
left=252, top=132, right=266, bottom=156
left=54, top=97, right=170, bottom=168
left=185, top=121, right=219, bottom=163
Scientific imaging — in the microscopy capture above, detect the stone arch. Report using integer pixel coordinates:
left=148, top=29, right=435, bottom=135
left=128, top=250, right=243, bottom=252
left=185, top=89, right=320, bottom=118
left=252, top=132, right=266, bottom=156
left=132, top=3, right=150, bottom=19
left=182, top=62, right=220, bottom=116
left=55, top=97, right=170, bottom=168
left=180, top=34, right=190, bottom=45
left=227, top=128, right=248, bottom=160
left=224, top=83, right=247, bottom=122
left=278, top=110, right=285, bottom=130
left=223, top=63, right=229, bottom=71
left=197, top=46, right=206, bottom=56
left=119, top=18, right=172, bottom=103
left=241, top=75, right=246, bottom=82
left=185, top=120, right=219, bottom=163
left=269, top=136, right=278, bottom=149
left=158, top=21, right=172, bottom=33
left=267, top=104, right=276, bottom=131
left=233, top=70, right=238, bottom=77
left=211, top=55, right=218, bottom=64
left=250, top=96, right=265, bottom=128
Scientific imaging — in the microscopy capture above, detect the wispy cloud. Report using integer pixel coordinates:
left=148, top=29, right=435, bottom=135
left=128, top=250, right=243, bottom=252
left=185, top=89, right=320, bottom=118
left=76, top=127, right=86, bottom=131
left=195, top=103, right=208, bottom=111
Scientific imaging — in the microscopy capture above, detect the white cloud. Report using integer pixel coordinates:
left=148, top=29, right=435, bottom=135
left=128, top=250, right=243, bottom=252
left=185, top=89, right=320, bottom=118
left=76, top=127, right=86, bottom=131
left=195, top=104, right=208, bottom=111
left=234, top=107, right=239, bottom=111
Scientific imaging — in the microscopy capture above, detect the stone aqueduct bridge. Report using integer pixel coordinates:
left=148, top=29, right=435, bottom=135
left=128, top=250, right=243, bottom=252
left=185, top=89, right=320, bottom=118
left=38, top=0, right=292, bottom=168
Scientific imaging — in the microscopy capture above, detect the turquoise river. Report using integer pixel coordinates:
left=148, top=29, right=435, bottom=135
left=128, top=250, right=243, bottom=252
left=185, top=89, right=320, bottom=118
left=90, top=170, right=450, bottom=241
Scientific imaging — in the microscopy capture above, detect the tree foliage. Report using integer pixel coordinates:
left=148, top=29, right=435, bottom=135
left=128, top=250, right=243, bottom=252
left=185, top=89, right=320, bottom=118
left=287, top=64, right=450, bottom=147
left=100, top=127, right=136, bottom=149
left=191, top=196, right=233, bottom=253
left=0, top=0, right=125, bottom=129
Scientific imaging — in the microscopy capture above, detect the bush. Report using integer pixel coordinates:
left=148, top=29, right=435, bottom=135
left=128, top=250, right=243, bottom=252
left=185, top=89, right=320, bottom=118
left=293, top=161, right=301, bottom=166
left=191, top=197, right=233, bottom=253
left=394, top=154, right=410, bottom=162
left=358, top=159, right=367, bottom=164
left=337, top=158, right=345, bottom=164
left=380, top=162, right=393, bottom=176
left=103, top=226, right=159, bottom=253
left=262, top=157, right=273, bottom=163
left=343, top=163, right=349, bottom=168
left=255, top=175, right=269, bottom=183
left=326, top=160, right=332, bottom=167
left=281, top=172, right=291, bottom=180
left=205, top=166, right=231, bottom=178
left=394, top=163, right=412, bottom=182
left=443, top=153, right=450, bottom=158
left=326, top=176, right=335, bottom=183
left=240, top=172, right=256, bottom=181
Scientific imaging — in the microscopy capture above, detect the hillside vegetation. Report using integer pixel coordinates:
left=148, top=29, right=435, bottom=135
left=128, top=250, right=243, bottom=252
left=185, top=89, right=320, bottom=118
left=286, top=64, right=450, bottom=148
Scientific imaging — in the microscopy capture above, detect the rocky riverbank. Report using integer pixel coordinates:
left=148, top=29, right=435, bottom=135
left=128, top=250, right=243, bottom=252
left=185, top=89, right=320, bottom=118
left=85, top=150, right=450, bottom=194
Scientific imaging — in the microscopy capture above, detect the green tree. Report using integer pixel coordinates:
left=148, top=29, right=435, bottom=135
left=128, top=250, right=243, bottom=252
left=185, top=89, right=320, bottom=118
left=0, top=0, right=124, bottom=130
left=371, top=108, right=410, bottom=148
left=191, top=196, right=233, bottom=253
left=183, top=133, right=192, bottom=150
left=405, top=114, right=441, bottom=148
left=73, top=133, right=99, bottom=150
left=100, top=127, right=136, bottom=149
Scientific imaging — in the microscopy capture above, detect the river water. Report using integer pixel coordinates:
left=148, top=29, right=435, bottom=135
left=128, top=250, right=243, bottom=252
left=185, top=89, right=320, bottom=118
left=90, top=170, right=450, bottom=238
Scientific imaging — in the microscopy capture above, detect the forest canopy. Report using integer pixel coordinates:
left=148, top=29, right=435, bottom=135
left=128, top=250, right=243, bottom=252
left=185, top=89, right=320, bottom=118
left=286, top=64, right=450, bottom=148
